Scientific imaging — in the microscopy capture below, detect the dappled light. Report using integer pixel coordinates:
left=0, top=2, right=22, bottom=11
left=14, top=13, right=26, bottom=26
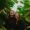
left=0, top=0, right=30, bottom=30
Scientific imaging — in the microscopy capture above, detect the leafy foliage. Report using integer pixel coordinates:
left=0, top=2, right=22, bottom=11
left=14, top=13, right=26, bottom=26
left=0, top=0, right=30, bottom=26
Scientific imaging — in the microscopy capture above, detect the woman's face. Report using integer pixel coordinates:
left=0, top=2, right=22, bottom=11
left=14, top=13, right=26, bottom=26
left=9, top=10, right=15, bottom=17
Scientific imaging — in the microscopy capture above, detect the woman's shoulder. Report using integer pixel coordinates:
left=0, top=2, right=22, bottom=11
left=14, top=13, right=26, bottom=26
left=19, top=20, right=26, bottom=25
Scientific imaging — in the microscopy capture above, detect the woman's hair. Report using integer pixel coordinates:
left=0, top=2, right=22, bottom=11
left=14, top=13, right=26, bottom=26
left=15, top=12, right=21, bottom=20
left=15, top=12, right=21, bottom=23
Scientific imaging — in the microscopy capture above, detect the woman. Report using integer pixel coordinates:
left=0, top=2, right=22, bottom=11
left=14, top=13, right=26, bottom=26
left=7, top=10, right=16, bottom=30
left=15, top=13, right=25, bottom=30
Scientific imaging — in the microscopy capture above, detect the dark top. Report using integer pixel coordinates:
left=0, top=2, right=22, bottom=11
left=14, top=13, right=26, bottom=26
left=6, top=16, right=16, bottom=29
left=16, top=20, right=26, bottom=30
left=8, top=17, right=16, bottom=24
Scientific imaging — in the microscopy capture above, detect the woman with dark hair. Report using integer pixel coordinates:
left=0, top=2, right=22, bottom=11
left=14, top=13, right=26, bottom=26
left=15, top=13, right=26, bottom=30
left=7, top=10, right=16, bottom=30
